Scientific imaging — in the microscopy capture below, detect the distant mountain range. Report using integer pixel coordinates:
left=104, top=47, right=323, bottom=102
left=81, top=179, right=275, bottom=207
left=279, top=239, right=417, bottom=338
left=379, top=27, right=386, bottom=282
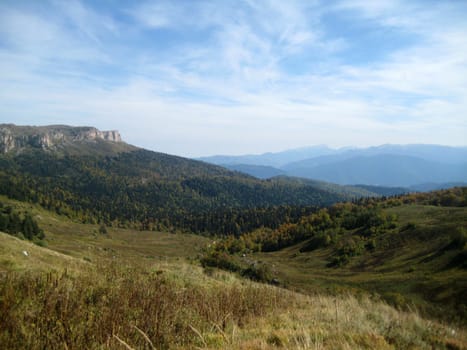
left=198, top=145, right=344, bottom=167
left=199, top=144, right=467, bottom=189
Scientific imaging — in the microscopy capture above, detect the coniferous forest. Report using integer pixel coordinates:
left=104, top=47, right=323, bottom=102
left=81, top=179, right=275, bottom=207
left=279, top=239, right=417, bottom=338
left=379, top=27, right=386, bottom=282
left=0, top=148, right=358, bottom=234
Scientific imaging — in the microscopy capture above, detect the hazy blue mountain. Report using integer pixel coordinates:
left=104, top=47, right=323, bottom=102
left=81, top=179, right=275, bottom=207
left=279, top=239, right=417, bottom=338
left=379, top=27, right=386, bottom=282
left=281, top=144, right=467, bottom=170
left=284, top=155, right=467, bottom=187
left=201, top=144, right=467, bottom=188
left=198, top=145, right=343, bottom=167
left=355, top=144, right=467, bottom=164
left=200, top=144, right=467, bottom=169
left=222, top=164, right=285, bottom=179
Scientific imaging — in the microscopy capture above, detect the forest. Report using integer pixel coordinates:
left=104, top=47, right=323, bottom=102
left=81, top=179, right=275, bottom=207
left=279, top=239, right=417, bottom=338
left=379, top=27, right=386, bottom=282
left=0, top=149, right=356, bottom=234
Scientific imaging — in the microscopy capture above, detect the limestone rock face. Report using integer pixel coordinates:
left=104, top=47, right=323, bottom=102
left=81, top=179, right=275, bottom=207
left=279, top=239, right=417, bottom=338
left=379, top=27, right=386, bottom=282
left=0, top=124, right=123, bottom=154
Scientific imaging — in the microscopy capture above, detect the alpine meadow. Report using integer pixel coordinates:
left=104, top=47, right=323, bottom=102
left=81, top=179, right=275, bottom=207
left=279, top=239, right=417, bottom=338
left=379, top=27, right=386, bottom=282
left=1, top=1, right=467, bottom=349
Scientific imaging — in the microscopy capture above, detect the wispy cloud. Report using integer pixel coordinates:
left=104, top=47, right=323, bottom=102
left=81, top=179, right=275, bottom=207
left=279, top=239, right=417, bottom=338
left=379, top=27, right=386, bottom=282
left=0, top=0, right=466, bottom=156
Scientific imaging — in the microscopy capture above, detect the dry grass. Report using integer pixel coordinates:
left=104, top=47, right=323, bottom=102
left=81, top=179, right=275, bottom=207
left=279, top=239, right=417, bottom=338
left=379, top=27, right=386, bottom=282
left=195, top=291, right=466, bottom=349
left=0, top=261, right=289, bottom=349
left=1, top=260, right=465, bottom=350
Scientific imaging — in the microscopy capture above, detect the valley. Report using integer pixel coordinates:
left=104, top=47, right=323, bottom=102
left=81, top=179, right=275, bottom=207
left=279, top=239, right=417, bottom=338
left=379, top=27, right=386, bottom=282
left=2, top=0, right=467, bottom=347
left=1, top=194, right=466, bottom=349
left=0, top=125, right=466, bottom=349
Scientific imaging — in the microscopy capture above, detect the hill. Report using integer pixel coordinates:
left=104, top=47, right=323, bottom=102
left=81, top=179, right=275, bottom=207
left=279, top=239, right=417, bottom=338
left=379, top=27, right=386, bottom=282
left=0, top=231, right=86, bottom=273
left=201, top=187, right=467, bottom=323
left=0, top=123, right=134, bottom=155
left=0, top=124, right=374, bottom=235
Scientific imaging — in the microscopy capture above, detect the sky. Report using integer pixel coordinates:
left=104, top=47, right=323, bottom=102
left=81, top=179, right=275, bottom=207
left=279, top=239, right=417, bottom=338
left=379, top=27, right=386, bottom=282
left=0, top=0, right=466, bottom=157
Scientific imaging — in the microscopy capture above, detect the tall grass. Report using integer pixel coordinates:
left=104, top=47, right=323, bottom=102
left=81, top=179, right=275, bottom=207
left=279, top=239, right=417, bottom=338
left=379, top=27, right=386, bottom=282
left=0, top=263, right=288, bottom=349
left=1, top=262, right=465, bottom=349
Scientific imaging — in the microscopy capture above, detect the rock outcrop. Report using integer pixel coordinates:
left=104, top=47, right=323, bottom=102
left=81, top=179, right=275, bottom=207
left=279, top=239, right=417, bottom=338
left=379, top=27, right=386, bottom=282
left=0, top=124, right=123, bottom=154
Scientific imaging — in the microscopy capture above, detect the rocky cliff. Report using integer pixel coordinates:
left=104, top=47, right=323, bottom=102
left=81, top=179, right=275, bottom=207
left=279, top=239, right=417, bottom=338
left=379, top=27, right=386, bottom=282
left=0, top=124, right=123, bottom=154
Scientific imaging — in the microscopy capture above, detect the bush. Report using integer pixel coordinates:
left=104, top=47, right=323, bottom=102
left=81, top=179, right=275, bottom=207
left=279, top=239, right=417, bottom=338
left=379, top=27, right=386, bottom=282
left=241, top=263, right=272, bottom=283
left=327, top=255, right=350, bottom=267
left=300, top=233, right=331, bottom=252
left=200, top=251, right=241, bottom=272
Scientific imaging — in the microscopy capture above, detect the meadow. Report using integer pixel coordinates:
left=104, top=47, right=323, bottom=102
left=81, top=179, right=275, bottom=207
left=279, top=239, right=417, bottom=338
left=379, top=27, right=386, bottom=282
left=0, top=196, right=466, bottom=349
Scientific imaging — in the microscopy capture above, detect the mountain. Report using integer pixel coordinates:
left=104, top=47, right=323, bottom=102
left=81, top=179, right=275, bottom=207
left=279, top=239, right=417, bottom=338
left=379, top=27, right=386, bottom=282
left=347, top=144, right=467, bottom=164
left=0, top=124, right=131, bottom=155
left=202, top=144, right=467, bottom=168
left=0, top=124, right=376, bottom=234
left=283, top=154, right=467, bottom=187
left=202, top=144, right=467, bottom=187
left=198, top=145, right=342, bottom=167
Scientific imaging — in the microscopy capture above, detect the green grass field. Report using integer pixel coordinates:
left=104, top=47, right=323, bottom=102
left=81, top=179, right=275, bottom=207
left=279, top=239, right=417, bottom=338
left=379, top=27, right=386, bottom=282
left=0, top=195, right=209, bottom=267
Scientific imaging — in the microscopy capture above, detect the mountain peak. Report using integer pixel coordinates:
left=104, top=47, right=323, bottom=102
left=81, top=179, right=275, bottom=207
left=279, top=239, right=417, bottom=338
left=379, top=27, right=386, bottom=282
left=0, top=124, right=123, bottom=154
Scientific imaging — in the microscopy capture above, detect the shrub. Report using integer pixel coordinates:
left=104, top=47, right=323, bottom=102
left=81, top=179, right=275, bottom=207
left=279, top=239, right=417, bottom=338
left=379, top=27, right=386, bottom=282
left=241, top=263, right=272, bottom=283
left=200, top=251, right=241, bottom=272
left=300, top=233, right=332, bottom=252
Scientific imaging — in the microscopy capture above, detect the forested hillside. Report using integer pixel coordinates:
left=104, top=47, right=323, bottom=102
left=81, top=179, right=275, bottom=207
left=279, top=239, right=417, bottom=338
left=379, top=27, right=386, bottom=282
left=0, top=147, right=358, bottom=234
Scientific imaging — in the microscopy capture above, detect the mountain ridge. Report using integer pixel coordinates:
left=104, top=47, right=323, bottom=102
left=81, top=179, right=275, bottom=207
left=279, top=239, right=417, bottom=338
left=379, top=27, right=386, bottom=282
left=200, top=144, right=467, bottom=188
left=284, top=154, right=467, bottom=187
left=0, top=124, right=125, bottom=154
left=200, top=144, right=467, bottom=166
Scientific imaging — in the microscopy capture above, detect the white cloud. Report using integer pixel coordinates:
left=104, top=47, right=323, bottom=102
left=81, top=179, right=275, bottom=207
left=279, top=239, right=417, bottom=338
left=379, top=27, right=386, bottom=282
left=0, top=0, right=466, bottom=156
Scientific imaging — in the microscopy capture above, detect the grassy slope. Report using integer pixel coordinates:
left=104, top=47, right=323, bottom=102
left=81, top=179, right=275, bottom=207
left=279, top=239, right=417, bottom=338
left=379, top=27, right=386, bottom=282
left=1, top=197, right=466, bottom=349
left=0, top=232, right=87, bottom=273
left=256, top=204, right=467, bottom=323
left=0, top=195, right=208, bottom=265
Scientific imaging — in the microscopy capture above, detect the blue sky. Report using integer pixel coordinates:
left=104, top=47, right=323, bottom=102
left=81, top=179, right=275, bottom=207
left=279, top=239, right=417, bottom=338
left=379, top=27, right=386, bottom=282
left=0, top=0, right=466, bottom=157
